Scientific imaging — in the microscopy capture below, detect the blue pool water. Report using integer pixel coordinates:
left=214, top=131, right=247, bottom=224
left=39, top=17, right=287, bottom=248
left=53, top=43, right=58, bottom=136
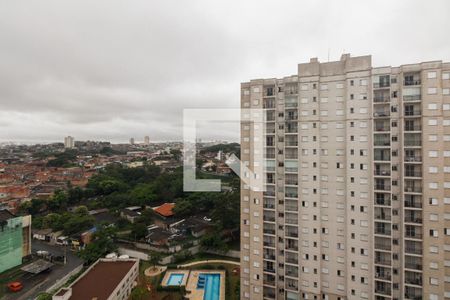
left=167, top=273, right=184, bottom=286
left=197, top=273, right=221, bottom=300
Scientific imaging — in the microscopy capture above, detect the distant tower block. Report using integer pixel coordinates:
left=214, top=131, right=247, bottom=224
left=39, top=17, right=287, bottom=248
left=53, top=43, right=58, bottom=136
left=130, top=138, right=135, bottom=145
left=144, top=136, right=150, bottom=145
left=64, top=136, right=75, bottom=149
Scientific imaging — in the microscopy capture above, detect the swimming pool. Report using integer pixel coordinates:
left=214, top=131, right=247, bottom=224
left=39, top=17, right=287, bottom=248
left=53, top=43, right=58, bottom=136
left=197, top=273, right=221, bottom=300
left=167, top=273, right=184, bottom=286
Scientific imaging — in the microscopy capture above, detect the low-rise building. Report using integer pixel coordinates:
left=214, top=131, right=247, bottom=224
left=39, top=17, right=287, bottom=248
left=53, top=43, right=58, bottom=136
left=53, top=258, right=139, bottom=300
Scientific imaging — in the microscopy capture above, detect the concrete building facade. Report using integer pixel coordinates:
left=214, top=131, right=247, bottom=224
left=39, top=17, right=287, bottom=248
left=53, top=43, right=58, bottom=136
left=240, top=54, right=450, bottom=300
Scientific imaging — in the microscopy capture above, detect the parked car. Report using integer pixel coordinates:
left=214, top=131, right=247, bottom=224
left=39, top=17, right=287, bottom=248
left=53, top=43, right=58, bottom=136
left=7, top=282, right=23, bottom=292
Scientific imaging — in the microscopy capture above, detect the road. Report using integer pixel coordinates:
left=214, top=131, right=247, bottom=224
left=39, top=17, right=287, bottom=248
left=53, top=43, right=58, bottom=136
left=3, top=240, right=83, bottom=300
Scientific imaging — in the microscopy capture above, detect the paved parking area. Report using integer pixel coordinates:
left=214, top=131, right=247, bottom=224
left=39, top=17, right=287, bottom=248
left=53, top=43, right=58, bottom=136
left=2, top=240, right=83, bottom=300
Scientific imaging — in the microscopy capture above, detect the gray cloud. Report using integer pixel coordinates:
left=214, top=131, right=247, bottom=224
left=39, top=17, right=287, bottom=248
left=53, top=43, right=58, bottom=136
left=0, top=0, right=449, bottom=143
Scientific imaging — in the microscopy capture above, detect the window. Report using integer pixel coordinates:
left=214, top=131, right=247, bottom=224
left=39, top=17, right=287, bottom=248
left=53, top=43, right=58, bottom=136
left=428, top=119, right=438, bottom=126
left=320, top=84, right=328, bottom=91
left=428, top=103, right=438, bottom=110
left=443, top=72, right=450, bottom=80
left=428, top=71, right=437, bottom=79
left=300, top=84, right=308, bottom=91
left=336, top=83, right=344, bottom=89
left=428, top=87, right=438, bottom=95
left=443, top=88, right=450, bottom=95
left=360, top=79, right=368, bottom=86
left=429, top=166, right=438, bottom=173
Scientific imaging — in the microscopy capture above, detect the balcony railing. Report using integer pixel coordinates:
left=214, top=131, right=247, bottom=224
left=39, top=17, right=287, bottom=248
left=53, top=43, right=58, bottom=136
left=404, top=186, right=422, bottom=193
left=404, top=199, right=422, bottom=208
left=375, top=184, right=391, bottom=191
left=405, top=156, right=422, bottom=162
left=404, top=139, right=422, bottom=147
left=405, top=110, right=421, bottom=117
left=263, top=229, right=275, bottom=235
left=404, top=79, right=421, bottom=86
left=374, top=170, right=391, bottom=176
left=404, top=94, right=421, bottom=101
left=405, top=124, right=421, bottom=131
left=374, top=111, right=390, bottom=118
left=374, top=96, right=390, bottom=103
left=374, top=82, right=390, bottom=88
left=405, top=171, right=422, bottom=177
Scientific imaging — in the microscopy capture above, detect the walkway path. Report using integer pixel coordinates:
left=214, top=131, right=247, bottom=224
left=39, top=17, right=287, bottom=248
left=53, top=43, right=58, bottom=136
left=178, top=259, right=240, bottom=268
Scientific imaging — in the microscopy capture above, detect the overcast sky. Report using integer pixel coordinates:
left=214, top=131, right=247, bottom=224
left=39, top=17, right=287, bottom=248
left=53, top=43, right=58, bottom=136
left=1, top=0, right=449, bottom=144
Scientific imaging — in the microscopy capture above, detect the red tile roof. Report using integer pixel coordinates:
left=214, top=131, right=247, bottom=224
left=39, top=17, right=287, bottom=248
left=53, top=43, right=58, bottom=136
left=154, top=203, right=175, bottom=217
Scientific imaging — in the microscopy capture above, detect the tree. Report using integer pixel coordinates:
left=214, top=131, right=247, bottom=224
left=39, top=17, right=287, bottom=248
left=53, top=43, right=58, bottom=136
left=200, top=234, right=229, bottom=253
left=36, top=293, right=52, bottom=300
left=79, top=225, right=117, bottom=264
left=148, top=251, right=163, bottom=270
left=131, top=223, right=147, bottom=241
left=130, top=287, right=148, bottom=300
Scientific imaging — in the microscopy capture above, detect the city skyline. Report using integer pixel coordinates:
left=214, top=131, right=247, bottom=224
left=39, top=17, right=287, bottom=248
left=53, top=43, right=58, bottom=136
left=1, top=0, right=450, bottom=143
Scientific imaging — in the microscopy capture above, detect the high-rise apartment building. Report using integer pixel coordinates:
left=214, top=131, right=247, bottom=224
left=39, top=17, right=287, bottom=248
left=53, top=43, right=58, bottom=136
left=240, top=54, right=450, bottom=300
left=64, top=136, right=75, bottom=149
left=144, top=136, right=150, bottom=145
left=130, top=137, right=135, bottom=145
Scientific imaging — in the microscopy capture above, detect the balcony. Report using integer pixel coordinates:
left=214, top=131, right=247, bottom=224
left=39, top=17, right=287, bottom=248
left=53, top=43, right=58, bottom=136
left=404, top=184, right=422, bottom=194
left=263, top=202, right=275, bottom=209
left=263, top=99, right=276, bottom=109
left=285, top=122, right=298, bottom=134
left=375, top=237, right=392, bottom=251
left=285, top=110, right=298, bottom=121
left=404, top=210, right=422, bottom=224
left=404, top=195, right=422, bottom=208
left=373, top=76, right=390, bottom=89
left=405, top=155, right=422, bottom=162
left=264, top=87, right=275, bottom=97
left=263, top=228, right=275, bottom=235
left=375, top=266, right=392, bottom=281
left=375, top=183, right=391, bottom=191
left=374, top=281, right=392, bottom=296
left=375, top=194, right=391, bottom=206
left=374, top=95, right=390, bottom=103
left=405, top=256, right=422, bottom=271
left=404, top=109, right=421, bottom=117
left=405, top=286, right=422, bottom=300
left=404, top=124, right=421, bottom=132
left=285, top=98, right=298, bottom=108
left=374, top=169, right=391, bottom=176
left=285, top=239, right=298, bottom=251
left=375, top=252, right=392, bottom=266
left=405, top=271, right=422, bottom=286
left=263, top=216, right=275, bottom=222
left=405, top=170, right=422, bottom=178
left=375, top=223, right=391, bottom=236
left=405, top=240, right=422, bottom=255
left=405, top=225, right=422, bottom=239
left=374, top=135, right=391, bottom=147
left=375, top=207, right=391, bottom=221
left=374, top=150, right=390, bottom=161
left=285, top=256, right=298, bottom=264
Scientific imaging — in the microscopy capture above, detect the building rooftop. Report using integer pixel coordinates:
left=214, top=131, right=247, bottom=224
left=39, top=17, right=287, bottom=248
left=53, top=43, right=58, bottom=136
left=0, top=209, right=15, bottom=221
left=63, top=259, right=137, bottom=300
left=153, top=203, right=175, bottom=217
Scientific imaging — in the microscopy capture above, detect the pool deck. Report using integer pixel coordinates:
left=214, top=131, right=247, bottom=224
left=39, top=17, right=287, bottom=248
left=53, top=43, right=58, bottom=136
left=185, top=270, right=226, bottom=300
left=161, top=270, right=190, bottom=286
